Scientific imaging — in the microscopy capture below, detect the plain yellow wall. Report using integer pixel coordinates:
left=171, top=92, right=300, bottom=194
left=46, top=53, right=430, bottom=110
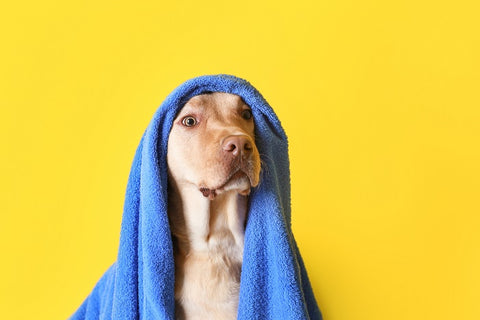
left=1, top=0, right=479, bottom=319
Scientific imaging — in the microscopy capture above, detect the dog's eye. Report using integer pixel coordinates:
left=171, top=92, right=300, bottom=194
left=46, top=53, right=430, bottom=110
left=182, top=116, right=197, bottom=127
left=241, top=109, right=253, bottom=120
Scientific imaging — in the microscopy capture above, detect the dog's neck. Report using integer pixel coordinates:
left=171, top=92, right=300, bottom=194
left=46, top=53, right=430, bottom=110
left=168, top=181, right=248, bottom=256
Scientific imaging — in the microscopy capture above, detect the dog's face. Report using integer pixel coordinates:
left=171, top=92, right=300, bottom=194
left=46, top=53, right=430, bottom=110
left=167, top=92, right=261, bottom=199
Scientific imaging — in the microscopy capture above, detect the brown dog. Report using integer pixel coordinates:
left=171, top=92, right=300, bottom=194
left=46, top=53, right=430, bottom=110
left=167, top=92, right=261, bottom=319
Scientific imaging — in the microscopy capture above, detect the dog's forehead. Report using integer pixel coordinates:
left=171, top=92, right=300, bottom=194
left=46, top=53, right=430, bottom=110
left=182, top=92, right=248, bottom=113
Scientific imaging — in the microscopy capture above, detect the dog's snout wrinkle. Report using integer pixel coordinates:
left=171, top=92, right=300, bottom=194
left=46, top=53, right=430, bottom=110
left=222, top=135, right=253, bottom=157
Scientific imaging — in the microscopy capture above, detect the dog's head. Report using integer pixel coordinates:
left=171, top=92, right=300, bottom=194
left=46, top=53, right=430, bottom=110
left=167, top=92, right=261, bottom=199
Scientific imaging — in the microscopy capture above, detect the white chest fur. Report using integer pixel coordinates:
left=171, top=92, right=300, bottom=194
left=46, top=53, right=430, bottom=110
left=168, top=184, right=248, bottom=320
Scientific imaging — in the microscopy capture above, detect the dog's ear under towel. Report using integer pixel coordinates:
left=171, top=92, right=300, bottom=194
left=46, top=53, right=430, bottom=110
left=69, top=74, right=322, bottom=320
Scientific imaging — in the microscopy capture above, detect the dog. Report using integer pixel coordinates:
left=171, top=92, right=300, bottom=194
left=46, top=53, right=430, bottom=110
left=167, top=92, right=261, bottom=319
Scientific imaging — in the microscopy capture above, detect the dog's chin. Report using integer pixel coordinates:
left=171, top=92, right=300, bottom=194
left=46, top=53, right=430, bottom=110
left=199, top=171, right=255, bottom=200
left=217, top=172, right=252, bottom=195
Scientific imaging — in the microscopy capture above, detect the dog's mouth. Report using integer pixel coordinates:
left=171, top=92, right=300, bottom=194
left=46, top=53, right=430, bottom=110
left=199, top=169, right=256, bottom=200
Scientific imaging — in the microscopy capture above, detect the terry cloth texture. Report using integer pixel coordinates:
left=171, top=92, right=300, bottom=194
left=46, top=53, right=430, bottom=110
left=69, top=74, right=322, bottom=320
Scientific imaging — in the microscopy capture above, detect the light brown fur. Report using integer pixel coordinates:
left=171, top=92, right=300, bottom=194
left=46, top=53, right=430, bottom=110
left=167, top=92, right=261, bottom=320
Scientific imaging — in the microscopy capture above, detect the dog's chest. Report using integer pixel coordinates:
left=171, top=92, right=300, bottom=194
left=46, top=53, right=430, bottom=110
left=174, top=229, right=243, bottom=320
left=169, top=188, right=247, bottom=319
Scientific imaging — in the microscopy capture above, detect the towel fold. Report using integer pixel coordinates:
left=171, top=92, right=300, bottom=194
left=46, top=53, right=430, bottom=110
left=70, top=74, right=322, bottom=320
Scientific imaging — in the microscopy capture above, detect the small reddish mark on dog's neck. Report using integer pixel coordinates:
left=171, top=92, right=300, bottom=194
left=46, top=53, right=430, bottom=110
left=199, top=187, right=217, bottom=200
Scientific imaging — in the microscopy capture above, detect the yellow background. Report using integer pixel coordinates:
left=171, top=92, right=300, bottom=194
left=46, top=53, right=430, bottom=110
left=1, top=0, right=479, bottom=319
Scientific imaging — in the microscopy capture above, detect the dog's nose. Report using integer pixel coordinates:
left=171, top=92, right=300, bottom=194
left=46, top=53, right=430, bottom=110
left=222, top=136, right=253, bottom=157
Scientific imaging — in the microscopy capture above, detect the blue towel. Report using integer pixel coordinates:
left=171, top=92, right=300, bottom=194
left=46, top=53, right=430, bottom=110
left=70, top=74, right=322, bottom=320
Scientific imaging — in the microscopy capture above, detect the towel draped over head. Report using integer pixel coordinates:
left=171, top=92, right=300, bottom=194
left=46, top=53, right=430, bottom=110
left=70, top=74, right=322, bottom=320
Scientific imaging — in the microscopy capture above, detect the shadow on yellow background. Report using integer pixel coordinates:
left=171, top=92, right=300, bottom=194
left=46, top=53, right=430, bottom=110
left=1, top=0, right=479, bottom=319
